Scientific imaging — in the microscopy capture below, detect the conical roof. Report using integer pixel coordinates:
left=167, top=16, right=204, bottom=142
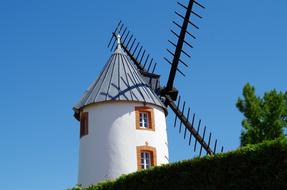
left=73, top=42, right=166, bottom=114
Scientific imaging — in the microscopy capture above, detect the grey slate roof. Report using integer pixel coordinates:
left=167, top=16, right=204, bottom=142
left=73, top=45, right=166, bottom=113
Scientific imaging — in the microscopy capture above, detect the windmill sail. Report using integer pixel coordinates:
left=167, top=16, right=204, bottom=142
left=162, top=0, right=205, bottom=100
left=107, top=0, right=224, bottom=156
left=165, top=95, right=224, bottom=156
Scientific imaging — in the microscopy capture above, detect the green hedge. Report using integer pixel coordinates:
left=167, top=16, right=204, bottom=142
left=72, top=138, right=287, bottom=190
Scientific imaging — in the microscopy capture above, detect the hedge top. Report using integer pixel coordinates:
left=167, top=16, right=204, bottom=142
left=70, top=138, right=287, bottom=190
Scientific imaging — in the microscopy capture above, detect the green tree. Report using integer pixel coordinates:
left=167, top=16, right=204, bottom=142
left=237, top=83, right=287, bottom=146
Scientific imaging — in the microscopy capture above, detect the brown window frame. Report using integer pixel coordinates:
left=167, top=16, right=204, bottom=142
left=80, top=112, right=89, bottom=138
left=136, top=146, right=157, bottom=171
left=135, top=107, right=155, bottom=131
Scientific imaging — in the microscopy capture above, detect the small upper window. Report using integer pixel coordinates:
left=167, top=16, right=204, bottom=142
left=139, top=112, right=149, bottom=129
left=135, top=107, right=155, bottom=131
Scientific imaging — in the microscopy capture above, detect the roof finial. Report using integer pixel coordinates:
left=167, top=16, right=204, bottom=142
left=117, top=34, right=121, bottom=47
left=115, top=34, right=125, bottom=54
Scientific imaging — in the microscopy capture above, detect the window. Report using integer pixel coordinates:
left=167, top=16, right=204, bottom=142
left=139, top=112, right=149, bottom=128
left=135, top=107, right=155, bottom=131
left=80, top=112, right=89, bottom=138
left=136, top=146, right=157, bottom=171
left=141, top=151, right=151, bottom=169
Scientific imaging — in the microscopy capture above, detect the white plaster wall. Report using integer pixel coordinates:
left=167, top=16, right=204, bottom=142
left=78, top=101, right=169, bottom=187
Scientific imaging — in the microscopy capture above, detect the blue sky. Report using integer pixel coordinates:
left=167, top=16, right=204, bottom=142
left=0, top=0, right=286, bottom=189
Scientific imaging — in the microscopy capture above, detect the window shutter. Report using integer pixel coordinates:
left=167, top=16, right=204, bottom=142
left=80, top=112, right=89, bottom=138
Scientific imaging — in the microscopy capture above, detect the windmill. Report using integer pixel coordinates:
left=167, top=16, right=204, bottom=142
left=73, top=0, right=224, bottom=187
left=107, top=0, right=224, bottom=156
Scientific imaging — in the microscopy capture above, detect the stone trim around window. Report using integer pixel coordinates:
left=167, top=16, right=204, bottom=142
left=136, top=145, right=157, bottom=171
left=135, top=106, right=155, bottom=131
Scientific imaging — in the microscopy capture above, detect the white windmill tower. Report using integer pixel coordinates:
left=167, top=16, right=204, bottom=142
left=73, top=35, right=169, bottom=187
left=73, top=0, right=226, bottom=187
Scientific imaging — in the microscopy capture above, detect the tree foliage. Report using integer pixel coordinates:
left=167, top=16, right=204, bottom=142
left=237, top=83, right=287, bottom=146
